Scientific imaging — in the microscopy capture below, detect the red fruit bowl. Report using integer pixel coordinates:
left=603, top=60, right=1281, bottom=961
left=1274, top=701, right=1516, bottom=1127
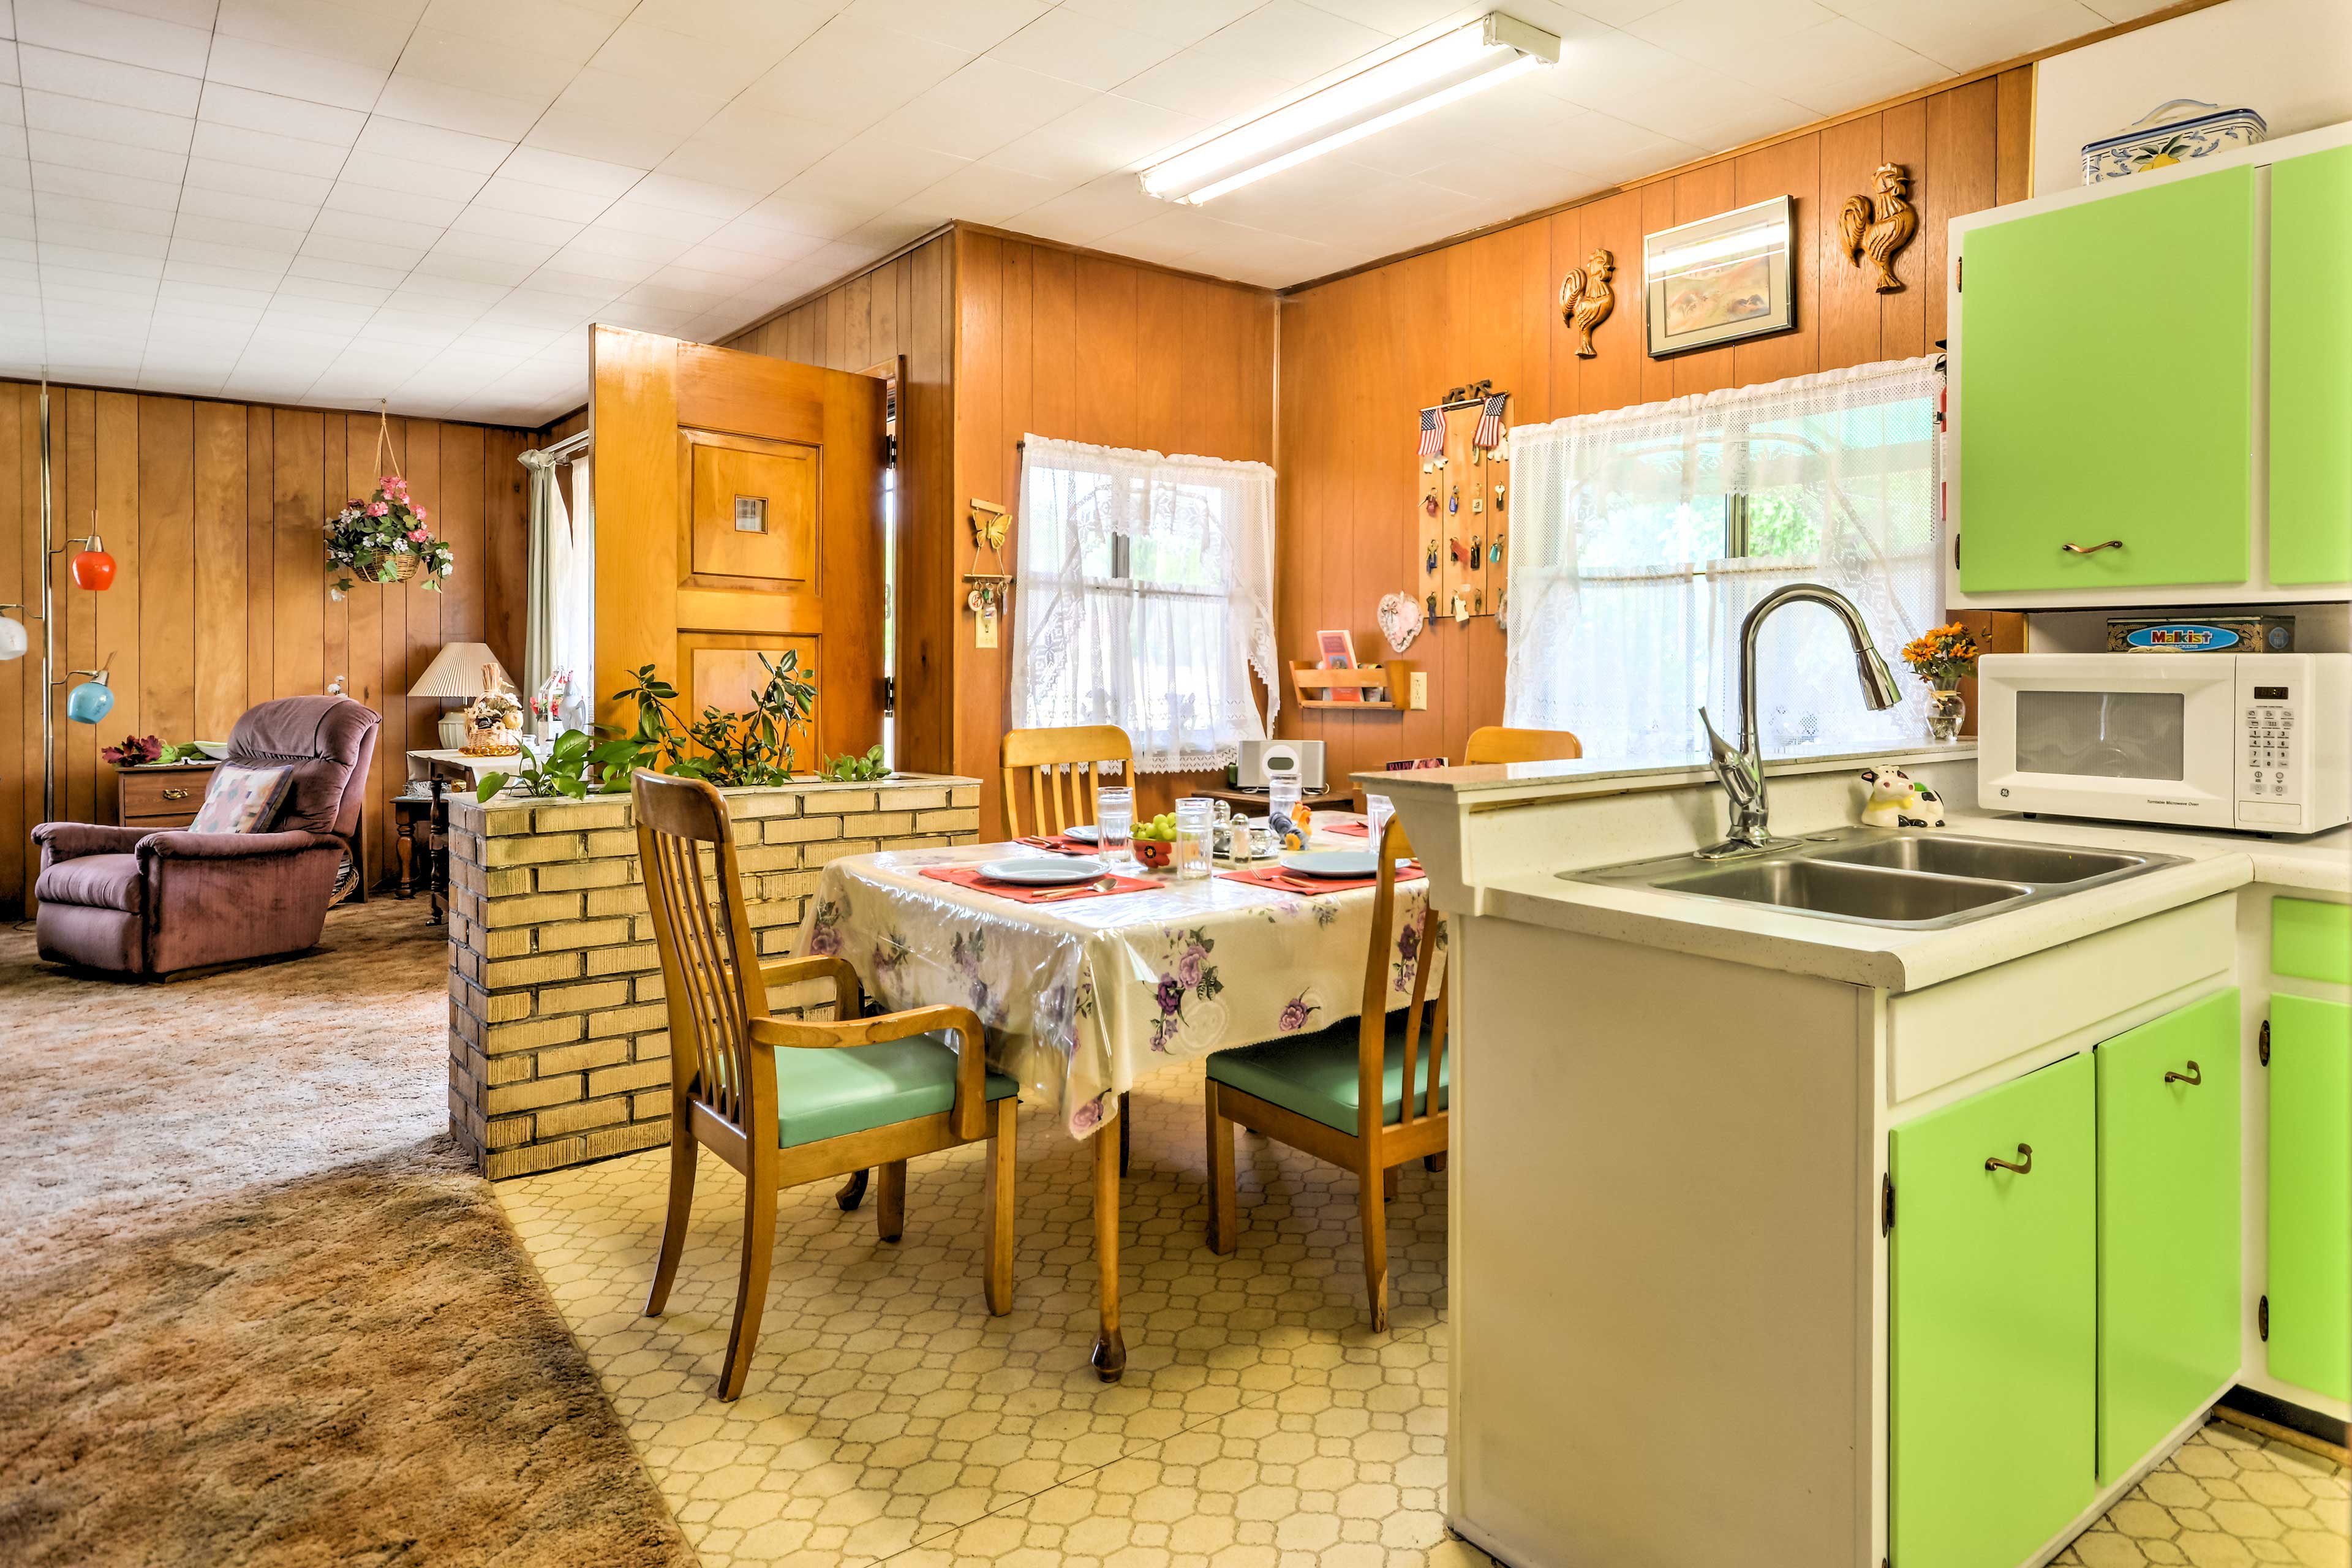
left=1131, top=837, right=1172, bottom=870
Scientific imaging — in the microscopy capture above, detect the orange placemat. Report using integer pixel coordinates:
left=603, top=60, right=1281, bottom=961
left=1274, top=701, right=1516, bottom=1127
left=921, top=864, right=1157, bottom=904
left=1217, top=861, right=1423, bottom=896
left=1322, top=819, right=1370, bottom=837
left=1013, top=832, right=1096, bottom=854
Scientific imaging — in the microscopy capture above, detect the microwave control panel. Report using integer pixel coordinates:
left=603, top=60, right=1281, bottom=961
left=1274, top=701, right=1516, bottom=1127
left=2243, top=687, right=2297, bottom=805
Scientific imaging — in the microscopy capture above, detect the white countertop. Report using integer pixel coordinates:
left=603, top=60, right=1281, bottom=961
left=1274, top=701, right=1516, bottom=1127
left=1375, top=752, right=2350, bottom=994
left=1360, top=740, right=1980, bottom=804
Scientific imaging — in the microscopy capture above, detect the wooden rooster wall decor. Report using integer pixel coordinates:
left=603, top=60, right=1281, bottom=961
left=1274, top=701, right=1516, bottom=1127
left=1839, top=162, right=1918, bottom=293
left=1559, top=248, right=1615, bottom=358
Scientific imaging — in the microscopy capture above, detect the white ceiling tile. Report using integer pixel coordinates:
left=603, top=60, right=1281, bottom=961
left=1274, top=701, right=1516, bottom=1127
left=334, top=149, right=484, bottom=202
left=565, top=222, right=693, bottom=266
left=1000, top=170, right=1164, bottom=246
left=894, top=158, right=1060, bottom=225
left=1117, top=47, right=1298, bottom=126
left=298, top=228, right=423, bottom=270
left=985, top=9, right=1183, bottom=91
left=655, top=105, right=848, bottom=190
left=1626, top=0, right=1841, bottom=73
left=37, top=225, right=167, bottom=260
left=393, top=26, right=575, bottom=102
left=32, top=155, right=173, bottom=203
left=673, top=236, right=815, bottom=277
left=18, top=40, right=197, bottom=111
left=203, top=32, right=386, bottom=107
left=86, top=0, right=235, bottom=25
left=592, top=196, right=724, bottom=244
left=23, top=83, right=186, bottom=151
left=430, top=227, right=560, bottom=267
left=1822, top=0, right=2105, bottom=73
left=522, top=73, right=719, bottom=168
left=840, top=0, right=1047, bottom=54
left=352, top=115, right=511, bottom=173
left=584, top=15, right=786, bottom=97
left=15, top=0, right=211, bottom=76
left=369, top=74, right=546, bottom=141
left=213, top=0, right=409, bottom=69
left=469, top=173, right=609, bottom=225
left=492, top=145, right=642, bottom=198
left=320, top=181, right=460, bottom=232
left=447, top=202, right=579, bottom=246
left=173, top=211, right=307, bottom=254
left=273, top=272, right=388, bottom=305
left=0, top=41, right=17, bottom=86
left=26, top=122, right=180, bottom=175
left=415, top=0, right=620, bottom=59
left=739, top=17, right=970, bottom=134
left=34, top=189, right=178, bottom=234
left=286, top=251, right=405, bottom=287
left=169, top=234, right=298, bottom=271
left=188, top=117, right=341, bottom=174
left=197, top=80, right=363, bottom=143
left=867, top=58, right=1098, bottom=160
left=178, top=183, right=318, bottom=230
left=184, top=151, right=329, bottom=202
left=1054, top=0, right=1259, bottom=48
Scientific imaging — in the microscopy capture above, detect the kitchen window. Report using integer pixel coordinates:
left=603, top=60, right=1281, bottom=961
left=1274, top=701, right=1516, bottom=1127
left=1008, top=435, right=1279, bottom=773
left=1502, top=356, right=1943, bottom=763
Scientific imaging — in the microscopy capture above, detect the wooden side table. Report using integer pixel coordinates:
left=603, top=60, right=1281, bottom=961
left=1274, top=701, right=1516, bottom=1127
left=115, top=761, right=216, bottom=829
left=1198, top=782, right=1362, bottom=817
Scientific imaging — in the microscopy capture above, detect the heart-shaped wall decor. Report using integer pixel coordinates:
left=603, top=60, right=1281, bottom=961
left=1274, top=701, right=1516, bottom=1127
left=1376, top=591, right=1424, bottom=654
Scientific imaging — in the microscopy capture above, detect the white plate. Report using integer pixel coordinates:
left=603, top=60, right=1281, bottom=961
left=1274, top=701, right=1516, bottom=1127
left=1062, top=824, right=1100, bottom=842
left=195, top=741, right=229, bottom=759
left=976, top=856, right=1109, bottom=886
left=1280, top=850, right=1378, bottom=878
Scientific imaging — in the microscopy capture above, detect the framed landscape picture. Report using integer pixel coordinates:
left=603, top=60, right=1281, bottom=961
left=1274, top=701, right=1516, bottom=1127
left=1643, top=195, right=1795, bottom=358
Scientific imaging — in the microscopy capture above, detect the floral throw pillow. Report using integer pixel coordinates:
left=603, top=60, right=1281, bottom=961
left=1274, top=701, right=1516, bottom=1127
left=189, top=764, right=295, bottom=835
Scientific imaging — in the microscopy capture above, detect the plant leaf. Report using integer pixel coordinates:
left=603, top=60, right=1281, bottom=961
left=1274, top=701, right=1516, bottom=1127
left=475, top=773, right=508, bottom=802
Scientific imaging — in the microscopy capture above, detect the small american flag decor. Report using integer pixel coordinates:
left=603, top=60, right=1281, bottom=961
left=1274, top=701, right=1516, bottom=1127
left=1416, top=405, right=1444, bottom=459
left=1471, top=391, right=1508, bottom=450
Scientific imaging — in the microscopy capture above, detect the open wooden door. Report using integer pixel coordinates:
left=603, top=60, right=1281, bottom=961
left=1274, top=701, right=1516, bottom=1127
left=588, top=324, right=886, bottom=765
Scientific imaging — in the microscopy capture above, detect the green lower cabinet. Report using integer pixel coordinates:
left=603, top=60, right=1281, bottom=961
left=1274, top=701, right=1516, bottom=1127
left=2097, top=990, right=2242, bottom=1483
left=2267, top=993, right=2352, bottom=1400
left=1893, top=1053, right=2095, bottom=1568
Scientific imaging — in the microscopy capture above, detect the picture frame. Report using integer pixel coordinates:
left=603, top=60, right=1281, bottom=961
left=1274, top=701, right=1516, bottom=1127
left=1642, top=195, right=1796, bottom=358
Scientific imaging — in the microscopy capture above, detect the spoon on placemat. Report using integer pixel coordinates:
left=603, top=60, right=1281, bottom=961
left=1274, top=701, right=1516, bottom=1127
left=1030, top=874, right=1119, bottom=902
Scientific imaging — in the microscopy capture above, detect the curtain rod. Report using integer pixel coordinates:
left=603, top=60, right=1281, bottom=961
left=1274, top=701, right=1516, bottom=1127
left=533, top=429, right=591, bottom=464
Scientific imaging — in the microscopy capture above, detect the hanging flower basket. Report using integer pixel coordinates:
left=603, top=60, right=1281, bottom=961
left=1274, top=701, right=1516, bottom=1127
left=325, top=409, right=457, bottom=598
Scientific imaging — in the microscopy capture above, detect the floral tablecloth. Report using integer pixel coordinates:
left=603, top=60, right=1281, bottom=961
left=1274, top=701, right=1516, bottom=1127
left=796, top=839, right=1439, bottom=1139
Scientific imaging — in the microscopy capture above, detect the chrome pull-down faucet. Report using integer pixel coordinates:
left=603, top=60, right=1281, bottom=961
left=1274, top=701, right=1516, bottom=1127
left=1696, top=582, right=1903, bottom=859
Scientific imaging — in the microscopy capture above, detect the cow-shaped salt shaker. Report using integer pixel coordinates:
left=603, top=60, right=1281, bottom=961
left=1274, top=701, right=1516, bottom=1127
left=1859, top=765, right=1946, bottom=829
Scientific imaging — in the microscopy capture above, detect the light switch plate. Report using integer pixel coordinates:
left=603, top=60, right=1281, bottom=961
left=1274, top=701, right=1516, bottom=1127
left=975, top=610, right=998, bottom=649
left=1408, top=671, right=1428, bottom=709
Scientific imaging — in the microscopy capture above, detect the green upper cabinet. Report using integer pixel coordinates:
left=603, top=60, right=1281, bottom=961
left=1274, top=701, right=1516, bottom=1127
left=2097, top=990, right=2241, bottom=1484
left=2268, top=993, right=2351, bottom=1401
left=2269, top=145, right=2352, bottom=586
left=1892, top=1054, right=2095, bottom=1568
left=1958, top=165, right=2254, bottom=594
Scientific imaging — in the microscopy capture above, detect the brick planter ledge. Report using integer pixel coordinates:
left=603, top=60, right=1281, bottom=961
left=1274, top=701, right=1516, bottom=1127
left=443, top=774, right=981, bottom=1178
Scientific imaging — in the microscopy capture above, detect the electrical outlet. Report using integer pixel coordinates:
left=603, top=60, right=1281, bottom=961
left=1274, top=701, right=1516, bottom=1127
left=1408, top=671, right=1428, bottom=710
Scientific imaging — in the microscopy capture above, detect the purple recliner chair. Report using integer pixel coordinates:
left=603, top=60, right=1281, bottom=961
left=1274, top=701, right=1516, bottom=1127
left=32, top=696, right=381, bottom=977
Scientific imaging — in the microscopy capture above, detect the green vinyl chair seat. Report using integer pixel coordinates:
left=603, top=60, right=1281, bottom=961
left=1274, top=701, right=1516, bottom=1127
left=774, top=1030, right=1018, bottom=1149
left=1205, top=1008, right=1448, bottom=1136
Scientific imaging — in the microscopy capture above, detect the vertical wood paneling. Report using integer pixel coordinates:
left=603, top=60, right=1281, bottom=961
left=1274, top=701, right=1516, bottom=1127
left=92, top=391, right=140, bottom=823
left=138, top=396, right=196, bottom=745
left=0, top=390, right=24, bottom=908
left=193, top=399, right=248, bottom=738
left=1275, top=78, right=2032, bottom=789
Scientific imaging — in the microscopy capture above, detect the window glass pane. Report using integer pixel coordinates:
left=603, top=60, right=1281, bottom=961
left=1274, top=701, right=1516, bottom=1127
left=1740, top=488, right=1820, bottom=557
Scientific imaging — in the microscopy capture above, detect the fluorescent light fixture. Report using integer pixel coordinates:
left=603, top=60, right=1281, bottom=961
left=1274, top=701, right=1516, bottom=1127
left=1139, top=12, right=1560, bottom=206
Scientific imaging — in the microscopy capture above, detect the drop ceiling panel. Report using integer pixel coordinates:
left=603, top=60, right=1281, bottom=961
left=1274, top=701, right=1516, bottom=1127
left=4, top=0, right=2092, bottom=422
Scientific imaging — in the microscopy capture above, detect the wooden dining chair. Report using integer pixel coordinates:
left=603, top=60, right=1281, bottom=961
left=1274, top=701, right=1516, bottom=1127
left=633, top=770, right=1020, bottom=1400
left=1000, top=724, right=1134, bottom=839
left=1463, top=725, right=1583, bottom=764
left=1202, top=817, right=1447, bottom=1330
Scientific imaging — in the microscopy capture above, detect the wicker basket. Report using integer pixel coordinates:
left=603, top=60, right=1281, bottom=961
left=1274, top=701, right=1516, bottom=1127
left=386, top=552, right=421, bottom=583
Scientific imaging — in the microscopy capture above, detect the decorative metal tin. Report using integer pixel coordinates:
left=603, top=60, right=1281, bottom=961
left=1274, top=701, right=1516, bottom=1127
left=2081, top=100, right=2266, bottom=185
left=2105, top=614, right=2294, bottom=653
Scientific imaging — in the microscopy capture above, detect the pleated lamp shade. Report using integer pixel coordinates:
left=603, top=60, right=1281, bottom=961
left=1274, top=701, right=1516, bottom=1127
left=413, top=642, right=511, bottom=748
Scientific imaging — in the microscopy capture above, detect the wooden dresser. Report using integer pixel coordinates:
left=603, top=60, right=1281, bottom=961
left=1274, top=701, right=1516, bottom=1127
left=115, top=762, right=216, bottom=829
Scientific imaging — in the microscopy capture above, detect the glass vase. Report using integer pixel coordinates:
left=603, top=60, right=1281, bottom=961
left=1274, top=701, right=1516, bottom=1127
left=1927, top=688, right=1966, bottom=744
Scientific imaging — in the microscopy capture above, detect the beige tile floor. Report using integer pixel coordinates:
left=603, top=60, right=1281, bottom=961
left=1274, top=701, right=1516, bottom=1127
left=501, top=1061, right=2346, bottom=1568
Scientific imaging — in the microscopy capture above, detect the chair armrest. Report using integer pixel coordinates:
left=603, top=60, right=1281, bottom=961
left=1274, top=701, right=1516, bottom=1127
left=137, top=829, right=340, bottom=861
left=759, top=955, right=864, bottom=1016
left=749, top=1003, right=992, bottom=1141
left=31, top=821, right=149, bottom=862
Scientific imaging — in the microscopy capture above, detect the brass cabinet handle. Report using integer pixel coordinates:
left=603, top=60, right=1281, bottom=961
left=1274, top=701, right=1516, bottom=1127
left=2165, top=1060, right=2202, bottom=1087
left=1985, top=1142, right=2034, bottom=1175
left=2061, top=540, right=2124, bottom=555
left=162, top=787, right=190, bottom=801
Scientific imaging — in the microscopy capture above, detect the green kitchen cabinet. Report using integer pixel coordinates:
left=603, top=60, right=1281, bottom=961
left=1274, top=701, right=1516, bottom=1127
left=2097, top=990, right=2241, bottom=1483
left=2267, top=993, right=2351, bottom=1401
left=1958, top=165, right=2253, bottom=593
left=2272, top=897, right=2351, bottom=986
left=2269, top=145, right=2352, bottom=586
left=1892, top=1053, right=2095, bottom=1568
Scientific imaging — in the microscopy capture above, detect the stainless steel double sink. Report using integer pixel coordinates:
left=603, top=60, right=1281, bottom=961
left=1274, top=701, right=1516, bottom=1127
left=1561, top=827, right=2190, bottom=931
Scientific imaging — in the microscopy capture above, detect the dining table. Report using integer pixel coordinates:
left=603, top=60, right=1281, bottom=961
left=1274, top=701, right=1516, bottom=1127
left=794, top=814, right=1436, bottom=1381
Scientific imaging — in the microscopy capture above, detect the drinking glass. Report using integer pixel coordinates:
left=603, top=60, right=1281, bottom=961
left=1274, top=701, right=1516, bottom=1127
left=1097, top=786, right=1134, bottom=865
left=1174, top=797, right=1215, bottom=880
left=1366, top=793, right=1395, bottom=858
left=1267, top=776, right=1305, bottom=850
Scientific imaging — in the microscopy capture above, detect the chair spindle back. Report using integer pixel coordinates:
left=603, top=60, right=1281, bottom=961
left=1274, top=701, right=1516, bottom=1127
left=1359, top=816, right=1446, bottom=1140
left=634, top=770, right=771, bottom=1139
left=1000, top=725, right=1134, bottom=838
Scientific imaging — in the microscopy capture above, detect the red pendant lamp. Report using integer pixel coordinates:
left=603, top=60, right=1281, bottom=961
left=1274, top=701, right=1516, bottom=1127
left=70, top=519, right=115, bottom=591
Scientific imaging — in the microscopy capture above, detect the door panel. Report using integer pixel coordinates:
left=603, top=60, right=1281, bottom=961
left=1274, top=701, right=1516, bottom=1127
left=2097, top=989, right=2241, bottom=1482
left=2269, top=145, right=2352, bottom=586
left=1891, top=1053, right=2094, bottom=1568
left=2268, top=993, right=2351, bottom=1400
left=1958, top=166, right=2253, bottom=592
left=590, top=325, right=886, bottom=764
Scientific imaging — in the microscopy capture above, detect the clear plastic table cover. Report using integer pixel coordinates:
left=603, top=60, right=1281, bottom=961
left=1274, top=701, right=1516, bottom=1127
left=796, top=841, right=1441, bottom=1140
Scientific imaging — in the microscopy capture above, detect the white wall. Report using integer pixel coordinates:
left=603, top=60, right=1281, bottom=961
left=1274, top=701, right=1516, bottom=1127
left=2034, top=0, right=2352, bottom=194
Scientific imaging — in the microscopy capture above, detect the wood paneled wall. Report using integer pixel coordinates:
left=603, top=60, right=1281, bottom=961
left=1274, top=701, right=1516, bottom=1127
left=1, top=381, right=535, bottom=913
left=1273, top=69, right=2033, bottom=782
left=723, top=227, right=1277, bottom=837
left=722, top=233, right=957, bottom=779
left=951, top=228, right=1277, bottom=834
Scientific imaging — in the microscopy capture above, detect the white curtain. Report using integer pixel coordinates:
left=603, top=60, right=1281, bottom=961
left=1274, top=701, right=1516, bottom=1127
left=520, top=445, right=595, bottom=729
left=1009, top=434, right=1278, bottom=774
left=1504, top=357, right=1942, bottom=761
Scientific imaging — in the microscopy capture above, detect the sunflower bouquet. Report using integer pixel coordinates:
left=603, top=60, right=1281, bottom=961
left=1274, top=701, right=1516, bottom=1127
left=1900, top=622, right=1981, bottom=689
left=326, top=475, right=457, bottom=597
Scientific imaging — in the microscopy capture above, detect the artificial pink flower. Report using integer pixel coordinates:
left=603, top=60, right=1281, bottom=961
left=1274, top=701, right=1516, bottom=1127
left=408, top=528, right=428, bottom=543
left=413, top=505, right=428, bottom=521
left=366, top=501, right=388, bottom=516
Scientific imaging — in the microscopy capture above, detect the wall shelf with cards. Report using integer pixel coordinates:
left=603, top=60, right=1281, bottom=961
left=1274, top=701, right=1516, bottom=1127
left=1289, top=661, right=1422, bottom=711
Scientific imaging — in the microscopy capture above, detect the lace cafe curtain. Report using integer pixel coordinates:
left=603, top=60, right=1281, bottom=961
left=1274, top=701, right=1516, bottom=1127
left=1008, top=435, right=1279, bottom=774
left=1502, top=357, right=1943, bottom=764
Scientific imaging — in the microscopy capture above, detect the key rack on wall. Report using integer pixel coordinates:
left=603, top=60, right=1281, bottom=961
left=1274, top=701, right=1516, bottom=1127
left=1417, top=381, right=1509, bottom=622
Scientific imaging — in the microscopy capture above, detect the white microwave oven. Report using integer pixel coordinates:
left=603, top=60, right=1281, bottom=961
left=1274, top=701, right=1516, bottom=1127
left=1978, top=653, right=2351, bottom=835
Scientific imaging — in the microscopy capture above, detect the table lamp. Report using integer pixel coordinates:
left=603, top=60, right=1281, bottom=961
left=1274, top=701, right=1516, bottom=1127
left=413, top=642, right=513, bottom=749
